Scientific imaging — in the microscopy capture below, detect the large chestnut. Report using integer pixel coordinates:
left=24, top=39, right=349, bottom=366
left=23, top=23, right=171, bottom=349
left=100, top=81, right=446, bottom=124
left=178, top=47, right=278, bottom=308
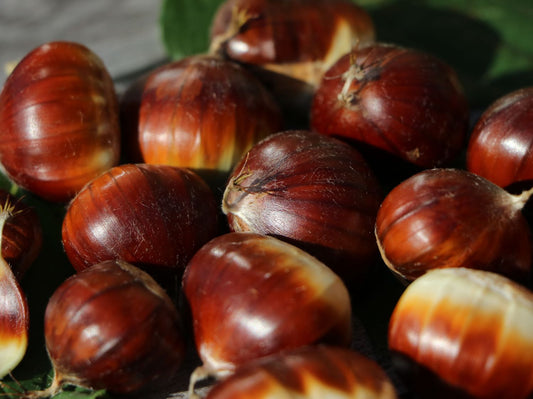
left=182, top=232, right=353, bottom=390
left=62, top=163, right=218, bottom=285
left=0, top=41, right=121, bottom=202
left=120, top=54, right=282, bottom=183
left=311, top=43, right=469, bottom=168
left=222, top=130, right=382, bottom=284
left=389, top=268, right=533, bottom=399
left=375, top=168, right=532, bottom=284
left=205, top=345, right=398, bottom=399
left=467, top=87, right=533, bottom=188
left=41, top=260, right=185, bottom=395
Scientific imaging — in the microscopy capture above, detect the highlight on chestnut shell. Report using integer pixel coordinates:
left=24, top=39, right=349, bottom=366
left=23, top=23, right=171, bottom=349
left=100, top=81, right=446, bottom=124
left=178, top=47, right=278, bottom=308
left=0, top=41, right=121, bottom=202
left=311, top=43, right=469, bottom=168
left=375, top=168, right=532, bottom=284
left=388, top=267, right=533, bottom=399
left=120, top=54, right=282, bottom=180
left=61, top=163, right=219, bottom=284
left=466, top=87, right=533, bottom=188
left=222, top=130, right=383, bottom=284
left=41, top=260, right=186, bottom=396
left=204, top=345, right=398, bottom=399
left=182, top=232, right=353, bottom=393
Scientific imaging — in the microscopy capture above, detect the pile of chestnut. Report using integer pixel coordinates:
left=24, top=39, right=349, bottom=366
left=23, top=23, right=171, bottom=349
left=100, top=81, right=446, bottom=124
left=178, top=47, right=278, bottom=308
left=0, top=0, right=532, bottom=398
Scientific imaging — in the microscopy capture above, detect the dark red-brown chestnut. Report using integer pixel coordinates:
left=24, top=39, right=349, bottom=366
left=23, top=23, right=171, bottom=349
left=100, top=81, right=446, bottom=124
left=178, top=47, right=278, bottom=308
left=222, top=130, right=382, bottom=284
left=62, top=163, right=218, bottom=285
left=375, top=168, right=532, bottom=284
left=204, top=345, right=398, bottom=399
left=41, top=260, right=185, bottom=395
left=311, top=44, right=469, bottom=168
left=0, top=41, right=121, bottom=202
left=183, top=232, right=353, bottom=389
left=120, top=54, right=282, bottom=181
left=467, top=87, right=533, bottom=188
left=389, top=268, right=533, bottom=399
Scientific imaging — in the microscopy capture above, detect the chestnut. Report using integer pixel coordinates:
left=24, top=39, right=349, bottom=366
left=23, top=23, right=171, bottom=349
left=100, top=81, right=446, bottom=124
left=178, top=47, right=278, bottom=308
left=41, top=260, right=185, bottom=395
left=210, top=0, right=375, bottom=120
left=182, top=232, right=353, bottom=391
left=466, top=87, right=533, bottom=188
left=388, top=267, right=533, bottom=399
left=120, top=54, right=282, bottom=187
left=61, top=163, right=219, bottom=287
left=0, top=41, right=121, bottom=202
left=222, top=130, right=382, bottom=284
left=204, top=345, right=398, bottom=399
left=375, top=168, right=532, bottom=284
left=311, top=43, right=469, bottom=168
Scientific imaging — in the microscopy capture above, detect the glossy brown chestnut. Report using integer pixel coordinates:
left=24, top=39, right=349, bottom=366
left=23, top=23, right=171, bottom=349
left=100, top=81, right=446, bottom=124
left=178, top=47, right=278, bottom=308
left=209, top=0, right=375, bottom=119
left=120, top=54, right=282, bottom=180
left=0, top=190, right=42, bottom=280
left=205, top=345, right=398, bottom=399
left=62, top=163, right=218, bottom=283
left=388, top=268, right=533, bottom=399
left=182, top=232, right=352, bottom=386
left=467, top=87, right=533, bottom=188
left=375, top=168, right=532, bottom=283
left=222, top=130, right=382, bottom=284
left=0, top=41, right=121, bottom=202
left=42, top=260, right=186, bottom=395
left=311, top=44, right=469, bottom=168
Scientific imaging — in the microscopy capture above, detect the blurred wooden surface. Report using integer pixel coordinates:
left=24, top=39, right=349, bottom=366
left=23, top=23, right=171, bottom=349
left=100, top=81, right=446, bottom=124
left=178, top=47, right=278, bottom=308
left=0, top=0, right=168, bottom=92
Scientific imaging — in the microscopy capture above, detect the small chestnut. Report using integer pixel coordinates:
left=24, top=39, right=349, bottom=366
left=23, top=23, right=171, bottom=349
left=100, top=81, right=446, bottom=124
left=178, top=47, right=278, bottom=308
left=182, top=232, right=353, bottom=391
left=388, top=267, right=533, bottom=399
left=375, top=168, right=532, bottom=284
left=204, top=345, right=398, bottom=399
left=41, top=260, right=186, bottom=395
left=466, top=87, right=533, bottom=188
left=311, top=43, right=469, bottom=168
left=0, top=41, right=121, bottom=202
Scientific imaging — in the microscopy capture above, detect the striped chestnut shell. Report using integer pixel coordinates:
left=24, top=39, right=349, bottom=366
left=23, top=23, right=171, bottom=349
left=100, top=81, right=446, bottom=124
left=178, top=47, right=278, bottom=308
left=389, top=268, right=533, bottom=399
left=0, top=41, right=120, bottom=202
left=205, top=345, right=398, bottom=399
left=222, top=130, right=382, bottom=284
left=182, top=232, right=353, bottom=380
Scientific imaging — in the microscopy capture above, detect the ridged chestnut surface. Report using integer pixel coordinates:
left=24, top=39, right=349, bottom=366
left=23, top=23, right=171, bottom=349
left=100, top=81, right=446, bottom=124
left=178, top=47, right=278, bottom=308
left=205, top=345, right=398, bottom=399
left=222, top=130, right=382, bottom=283
left=62, top=163, right=218, bottom=281
left=0, top=41, right=120, bottom=202
left=375, top=168, right=532, bottom=283
left=467, top=87, right=533, bottom=188
left=120, top=54, right=282, bottom=175
left=183, top=232, right=352, bottom=381
left=311, top=44, right=469, bottom=168
left=389, top=268, right=533, bottom=399
left=43, top=260, right=185, bottom=394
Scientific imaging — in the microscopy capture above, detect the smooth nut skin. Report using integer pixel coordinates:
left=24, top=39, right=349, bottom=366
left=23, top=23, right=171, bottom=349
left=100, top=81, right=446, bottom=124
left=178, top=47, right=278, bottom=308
left=0, top=190, right=42, bottom=280
left=120, top=54, right=282, bottom=176
left=0, top=41, right=120, bottom=202
left=388, top=268, right=533, bottom=399
left=205, top=345, right=398, bottom=399
left=44, top=260, right=186, bottom=394
left=311, top=44, right=469, bottom=168
left=222, top=130, right=382, bottom=284
left=62, top=163, right=218, bottom=282
left=467, top=87, right=533, bottom=188
left=375, top=168, right=532, bottom=283
left=182, top=232, right=353, bottom=376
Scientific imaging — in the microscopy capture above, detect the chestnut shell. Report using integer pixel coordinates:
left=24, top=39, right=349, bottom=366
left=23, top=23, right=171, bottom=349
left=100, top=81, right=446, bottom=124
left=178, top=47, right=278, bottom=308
left=44, top=260, right=186, bottom=394
left=311, top=44, right=469, bottom=168
left=0, top=41, right=120, bottom=202
left=467, top=87, right=533, bottom=188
